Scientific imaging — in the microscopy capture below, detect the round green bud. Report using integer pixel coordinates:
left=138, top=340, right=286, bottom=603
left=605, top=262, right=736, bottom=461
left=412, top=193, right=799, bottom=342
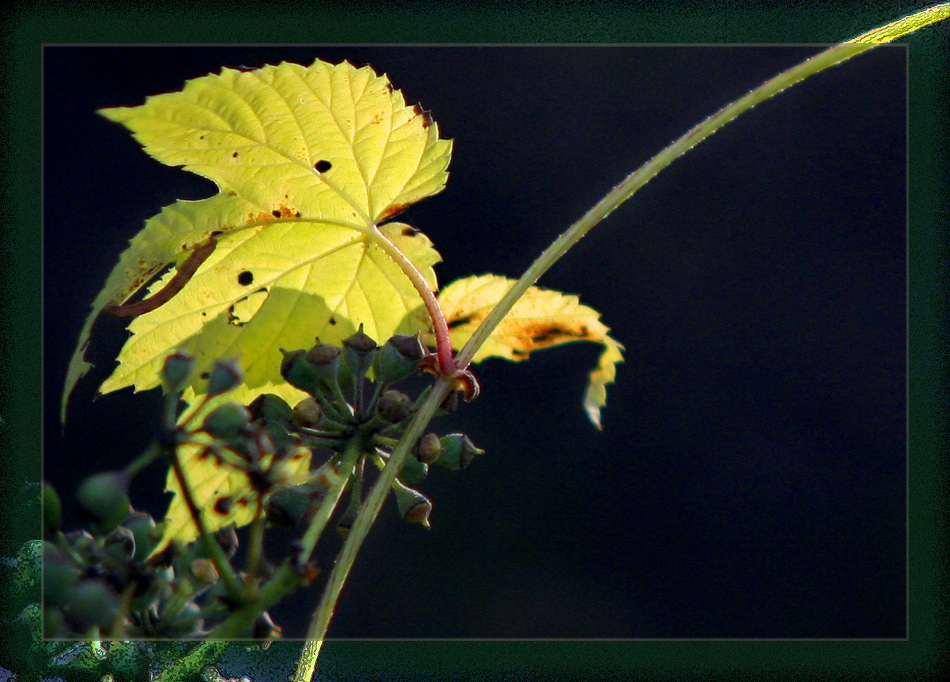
left=292, top=397, right=323, bottom=428
left=436, top=434, right=485, bottom=471
left=249, top=393, right=294, bottom=429
left=201, top=403, right=251, bottom=439
left=397, top=454, right=428, bottom=487
left=416, top=432, right=443, bottom=464
left=162, top=601, right=203, bottom=637
left=103, top=526, right=136, bottom=566
left=207, top=358, right=244, bottom=397
left=122, top=508, right=159, bottom=563
left=306, top=341, right=341, bottom=367
left=392, top=479, right=432, bottom=529
left=343, top=325, right=378, bottom=353
left=162, top=350, right=196, bottom=392
left=374, top=334, right=425, bottom=384
left=43, top=541, right=80, bottom=608
left=75, top=471, right=131, bottom=535
left=342, top=325, right=378, bottom=380
left=378, top=390, right=413, bottom=423
left=64, top=579, right=119, bottom=634
left=280, top=349, right=322, bottom=395
left=63, top=529, right=98, bottom=559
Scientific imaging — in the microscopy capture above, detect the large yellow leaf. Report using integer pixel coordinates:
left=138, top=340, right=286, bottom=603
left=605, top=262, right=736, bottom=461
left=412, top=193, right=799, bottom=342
left=62, top=59, right=451, bottom=417
left=435, top=274, right=624, bottom=429
left=99, top=218, right=440, bottom=409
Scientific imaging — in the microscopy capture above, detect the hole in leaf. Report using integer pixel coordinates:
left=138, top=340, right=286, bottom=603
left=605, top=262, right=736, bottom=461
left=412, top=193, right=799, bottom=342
left=238, top=271, right=254, bottom=286
left=315, top=160, right=332, bottom=173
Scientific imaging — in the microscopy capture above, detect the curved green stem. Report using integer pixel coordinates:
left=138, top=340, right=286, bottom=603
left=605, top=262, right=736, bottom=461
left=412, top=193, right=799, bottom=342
left=292, top=7, right=948, bottom=678
left=206, top=441, right=363, bottom=638
left=292, top=378, right=454, bottom=682
left=458, top=42, right=875, bottom=368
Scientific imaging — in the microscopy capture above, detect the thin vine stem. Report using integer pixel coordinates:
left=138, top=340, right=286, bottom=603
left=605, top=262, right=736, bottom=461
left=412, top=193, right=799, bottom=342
left=292, top=377, right=454, bottom=682
left=457, top=42, right=875, bottom=367
left=287, top=6, right=947, bottom=678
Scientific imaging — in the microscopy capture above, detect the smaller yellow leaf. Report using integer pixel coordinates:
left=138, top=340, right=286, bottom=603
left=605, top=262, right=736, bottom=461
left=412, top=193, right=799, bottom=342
left=436, top=274, right=624, bottom=428
left=150, top=433, right=312, bottom=557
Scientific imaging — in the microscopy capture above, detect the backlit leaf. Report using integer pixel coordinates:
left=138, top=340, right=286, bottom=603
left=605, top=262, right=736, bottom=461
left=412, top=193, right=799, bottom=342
left=62, top=59, right=451, bottom=418
left=435, top=274, right=624, bottom=428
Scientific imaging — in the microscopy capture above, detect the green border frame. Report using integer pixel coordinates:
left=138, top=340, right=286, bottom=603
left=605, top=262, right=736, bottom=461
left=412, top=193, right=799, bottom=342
left=4, top=2, right=947, bottom=680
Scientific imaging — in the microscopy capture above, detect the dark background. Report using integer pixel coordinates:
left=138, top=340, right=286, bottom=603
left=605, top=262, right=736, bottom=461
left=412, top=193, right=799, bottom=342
left=43, top=45, right=905, bottom=640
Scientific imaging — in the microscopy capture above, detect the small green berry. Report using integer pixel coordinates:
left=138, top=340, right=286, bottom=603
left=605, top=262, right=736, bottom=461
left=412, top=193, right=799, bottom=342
left=436, top=434, right=485, bottom=471
left=378, top=390, right=413, bottom=423
left=342, top=324, right=378, bottom=380
left=249, top=393, right=294, bottom=429
left=280, top=348, right=322, bottom=395
left=397, top=454, right=428, bottom=487
left=64, top=579, right=119, bottom=634
left=103, top=526, right=136, bottom=565
left=75, top=471, right=131, bottom=535
left=292, top=397, right=322, bottom=427
left=43, top=541, right=80, bottom=608
left=162, top=350, right=196, bottom=392
left=392, top=479, right=432, bottom=529
left=265, top=486, right=316, bottom=528
left=190, top=558, right=219, bottom=585
left=207, top=357, right=244, bottom=397
left=122, top=508, right=159, bottom=563
left=416, top=432, right=443, bottom=464
left=306, top=341, right=341, bottom=367
left=201, top=403, right=251, bottom=439
left=374, top=334, right=425, bottom=384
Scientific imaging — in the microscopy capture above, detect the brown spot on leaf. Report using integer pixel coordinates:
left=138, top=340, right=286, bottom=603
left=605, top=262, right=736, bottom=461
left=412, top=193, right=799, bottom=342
left=507, top=320, right=597, bottom=353
left=249, top=211, right=274, bottom=224
left=377, top=202, right=412, bottom=222
left=401, top=225, right=420, bottom=237
left=214, top=497, right=233, bottom=515
left=410, top=104, right=433, bottom=128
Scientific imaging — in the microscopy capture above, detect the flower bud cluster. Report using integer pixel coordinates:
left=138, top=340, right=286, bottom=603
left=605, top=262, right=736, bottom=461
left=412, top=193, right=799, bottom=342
left=275, top=327, right=485, bottom=531
left=48, top=330, right=484, bottom=639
